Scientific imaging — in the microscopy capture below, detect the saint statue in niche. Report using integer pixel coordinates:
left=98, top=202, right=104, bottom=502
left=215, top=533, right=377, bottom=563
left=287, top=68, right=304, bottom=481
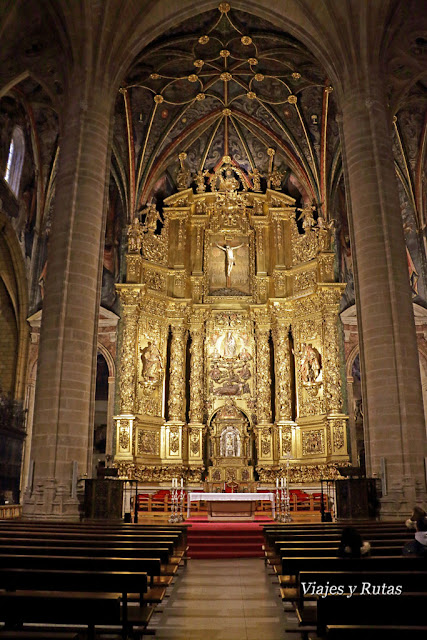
left=140, top=341, right=163, bottom=386
left=300, top=343, right=322, bottom=384
left=223, top=330, right=237, bottom=357
left=215, top=242, right=246, bottom=287
left=220, top=425, right=241, bottom=457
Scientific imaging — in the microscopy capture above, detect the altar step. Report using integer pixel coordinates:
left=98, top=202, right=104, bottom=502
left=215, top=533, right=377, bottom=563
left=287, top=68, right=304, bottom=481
left=187, top=521, right=269, bottom=559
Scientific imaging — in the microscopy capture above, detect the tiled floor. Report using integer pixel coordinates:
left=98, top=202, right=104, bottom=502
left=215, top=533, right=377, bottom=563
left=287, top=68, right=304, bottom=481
left=151, top=558, right=302, bottom=640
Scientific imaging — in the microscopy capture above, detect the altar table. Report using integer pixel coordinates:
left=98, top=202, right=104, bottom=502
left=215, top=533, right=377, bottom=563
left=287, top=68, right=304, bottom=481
left=187, top=492, right=275, bottom=520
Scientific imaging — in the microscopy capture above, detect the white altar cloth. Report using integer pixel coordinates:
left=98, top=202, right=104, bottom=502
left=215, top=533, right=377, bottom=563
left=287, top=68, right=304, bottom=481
left=187, top=492, right=275, bottom=518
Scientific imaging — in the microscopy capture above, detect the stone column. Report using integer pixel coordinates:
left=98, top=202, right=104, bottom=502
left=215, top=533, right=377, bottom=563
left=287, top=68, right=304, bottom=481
left=346, top=375, right=358, bottom=466
left=340, top=81, right=427, bottom=512
left=22, top=79, right=115, bottom=519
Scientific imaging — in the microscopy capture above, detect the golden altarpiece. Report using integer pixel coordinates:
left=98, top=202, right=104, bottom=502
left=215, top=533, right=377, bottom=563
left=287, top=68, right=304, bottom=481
left=114, top=158, right=349, bottom=485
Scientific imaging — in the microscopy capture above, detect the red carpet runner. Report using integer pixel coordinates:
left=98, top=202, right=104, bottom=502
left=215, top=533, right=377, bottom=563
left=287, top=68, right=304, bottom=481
left=186, top=516, right=274, bottom=559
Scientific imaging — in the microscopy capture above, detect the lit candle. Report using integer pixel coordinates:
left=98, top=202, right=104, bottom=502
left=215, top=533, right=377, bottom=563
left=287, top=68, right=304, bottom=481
left=276, top=478, right=279, bottom=488
left=181, top=478, right=183, bottom=489
left=281, top=478, right=284, bottom=488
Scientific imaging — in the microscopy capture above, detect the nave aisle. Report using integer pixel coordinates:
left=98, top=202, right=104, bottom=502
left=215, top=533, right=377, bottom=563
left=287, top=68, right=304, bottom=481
left=151, top=557, right=300, bottom=640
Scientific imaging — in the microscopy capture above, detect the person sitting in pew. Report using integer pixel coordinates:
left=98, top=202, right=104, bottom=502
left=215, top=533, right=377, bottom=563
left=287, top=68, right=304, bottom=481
left=403, top=516, right=427, bottom=556
left=405, top=506, right=426, bottom=529
left=337, top=527, right=371, bottom=558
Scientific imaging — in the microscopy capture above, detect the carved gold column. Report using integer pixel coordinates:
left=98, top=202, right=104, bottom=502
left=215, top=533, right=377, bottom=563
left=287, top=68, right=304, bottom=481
left=254, top=319, right=274, bottom=466
left=164, top=322, right=187, bottom=462
left=168, top=323, right=187, bottom=422
left=113, top=288, right=141, bottom=466
left=119, top=294, right=140, bottom=414
left=187, top=320, right=205, bottom=466
left=273, top=319, right=296, bottom=462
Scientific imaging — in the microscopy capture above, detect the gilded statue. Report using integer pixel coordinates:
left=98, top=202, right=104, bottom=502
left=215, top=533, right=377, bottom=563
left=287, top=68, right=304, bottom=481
left=194, top=170, right=207, bottom=193
left=219, top=167, right=240, bottom=192
left=141, top=204, right=162, bottom=233
left=127, top=218, right=144, bottom=253
left=215, top=242, right=246, bottom=287
left=220, top=425, right=241, bottom=457
left=269, top=167, right=283, bottom=190
left=176, top=152, right=191, bottom=190
left=223, top=330, right=237, bottom=357
left=300, top=343, right=322, bottom=383
left=249, top=168, right=262, bottom=192
left=298, top=203, right=316, bottom=231
left=140, top=341, right=163, bottom=386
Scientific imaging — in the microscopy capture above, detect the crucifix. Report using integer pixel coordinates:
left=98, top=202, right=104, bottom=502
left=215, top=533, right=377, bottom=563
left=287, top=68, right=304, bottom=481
left=215, top=240, right=246, bottom=287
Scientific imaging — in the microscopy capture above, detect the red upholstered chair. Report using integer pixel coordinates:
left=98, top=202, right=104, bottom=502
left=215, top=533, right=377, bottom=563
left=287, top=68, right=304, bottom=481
left=291, top=489, right=311, bottom=510
left=136, top=493, right=151, bottom=512
left=225, top=482, right=239, bottom=493
left=151, top=489, right=170, bottom=512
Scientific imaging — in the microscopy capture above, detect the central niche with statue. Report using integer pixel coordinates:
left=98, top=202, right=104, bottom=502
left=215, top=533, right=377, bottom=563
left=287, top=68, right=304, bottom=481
left=208, top=399, right=254, bottom=484
left=114, top=155, right=349, bottom=485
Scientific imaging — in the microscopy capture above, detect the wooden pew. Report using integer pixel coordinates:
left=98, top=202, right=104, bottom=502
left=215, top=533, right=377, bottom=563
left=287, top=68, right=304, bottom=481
left=0, top=567, right=153, bottom=638
left=282, top=554, right=427, bottom=578
left=0, top=544, right=172, bottom=564
left=274, top=538, right=410, bottom=549
left=0, top=521, right=190, bottom=550
left=0, top=591, right=123, bottom=640
left=277, top=545, right=403, bottom=558
left=0, top=566, right=148, bottom=603
left=269, top=531, right=410, bottom=542
left=316, top=594, right=427, bottom=637
left=325, top=625, right=427, bottom=639
left=0, top=633, right=79, bottom=640
left=0, top=554, right=163, bottom=579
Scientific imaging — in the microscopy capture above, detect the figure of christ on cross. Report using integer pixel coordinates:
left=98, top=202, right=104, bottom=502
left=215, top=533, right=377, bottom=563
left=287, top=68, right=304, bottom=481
left=215, top=241, right=246, bottom=288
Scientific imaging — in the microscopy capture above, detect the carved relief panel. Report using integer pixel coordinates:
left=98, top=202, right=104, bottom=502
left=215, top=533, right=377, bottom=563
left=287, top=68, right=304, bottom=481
left=136, top=314, right=167, bottom=418
left=205, top=311, right=255, bottom=418
left=292, top=305, right=325, bottom=418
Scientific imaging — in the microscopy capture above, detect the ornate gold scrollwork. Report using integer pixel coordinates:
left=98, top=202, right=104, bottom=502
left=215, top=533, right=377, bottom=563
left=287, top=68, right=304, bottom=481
left=189, top=427, right=201, bottom=456
left=302, top=429, right=325, bottom=456
left=137, top=430, right=160, bottom=456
